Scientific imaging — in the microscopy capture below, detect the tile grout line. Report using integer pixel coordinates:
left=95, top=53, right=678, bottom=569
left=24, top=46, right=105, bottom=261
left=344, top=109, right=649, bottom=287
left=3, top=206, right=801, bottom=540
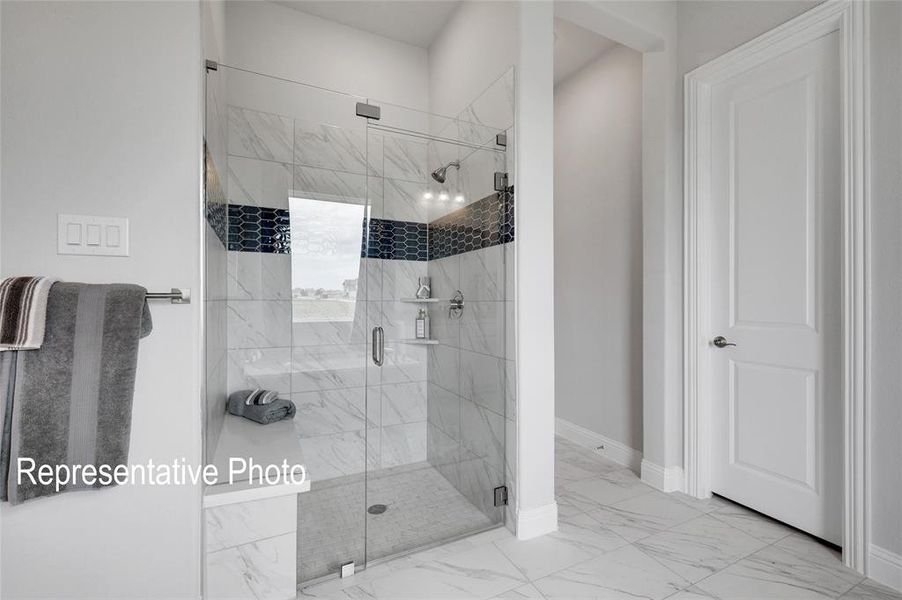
left=206, top=528, right=298, bottom=556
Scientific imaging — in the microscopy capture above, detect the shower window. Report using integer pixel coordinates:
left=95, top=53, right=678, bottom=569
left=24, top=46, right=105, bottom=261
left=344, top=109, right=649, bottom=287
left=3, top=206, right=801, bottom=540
left=289, top=197, right=368, bottom=323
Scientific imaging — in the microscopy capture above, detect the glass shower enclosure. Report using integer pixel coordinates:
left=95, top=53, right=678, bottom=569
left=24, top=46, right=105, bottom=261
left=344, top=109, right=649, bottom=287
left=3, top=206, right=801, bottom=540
left=204, top=64, right=514, bottom=586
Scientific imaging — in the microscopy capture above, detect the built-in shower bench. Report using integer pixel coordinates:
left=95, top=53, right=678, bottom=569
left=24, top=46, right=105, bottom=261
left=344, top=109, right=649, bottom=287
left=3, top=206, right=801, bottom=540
left=203, top=416, right=309, bottom=600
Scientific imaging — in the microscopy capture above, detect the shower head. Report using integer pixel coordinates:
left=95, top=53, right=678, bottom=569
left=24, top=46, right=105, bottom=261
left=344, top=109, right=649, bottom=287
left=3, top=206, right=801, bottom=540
left=430, top=161, right=460, bottom=184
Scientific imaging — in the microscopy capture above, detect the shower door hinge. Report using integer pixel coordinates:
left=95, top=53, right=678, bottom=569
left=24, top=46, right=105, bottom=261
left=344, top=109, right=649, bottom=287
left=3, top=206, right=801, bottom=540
left=205, top=59, right=218, bottom=72
left=495, top=132, right=507, bottom=147
left=356, top=102, right=381, bottom=120
left=494, top=172, right=509, bottom=193
left=339, top=561, right=356, bottom=578
left=493, top=485, right=509, bottom=507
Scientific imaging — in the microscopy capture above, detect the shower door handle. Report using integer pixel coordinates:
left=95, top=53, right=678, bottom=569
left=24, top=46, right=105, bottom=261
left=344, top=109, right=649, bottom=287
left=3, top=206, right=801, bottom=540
left=372, top=326, right=384, bottom=366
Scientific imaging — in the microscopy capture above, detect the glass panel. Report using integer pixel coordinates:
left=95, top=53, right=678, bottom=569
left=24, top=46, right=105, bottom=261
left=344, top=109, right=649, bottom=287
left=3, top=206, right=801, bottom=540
left=203, top=66, right=373, bottom=586
left=285, top=79, right=371, bottom=584
left=203, top=61, right=229, bottom=468
left=363, top=92, right=511, bottom=564
left=204, top=63, right=516, bottom=588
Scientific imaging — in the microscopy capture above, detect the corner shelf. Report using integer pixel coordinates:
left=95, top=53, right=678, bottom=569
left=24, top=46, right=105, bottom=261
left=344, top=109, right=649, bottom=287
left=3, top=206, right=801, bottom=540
left=396, top=339, right=440, bottom=345
left=400, top=298, right=440, bottom=303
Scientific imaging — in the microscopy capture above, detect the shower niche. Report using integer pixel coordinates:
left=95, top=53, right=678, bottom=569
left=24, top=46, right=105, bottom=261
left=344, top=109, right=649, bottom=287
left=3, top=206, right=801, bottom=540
left=203, top=62, right=516, bottom=590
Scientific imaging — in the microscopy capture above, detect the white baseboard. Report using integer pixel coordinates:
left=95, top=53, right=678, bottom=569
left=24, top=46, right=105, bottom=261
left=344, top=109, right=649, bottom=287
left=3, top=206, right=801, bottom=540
left=869, top=544, right=902, bottom=593
left=640, top=459, right=684, bottom=493
left=515, top=502, right=558, bottom=540
left=555, top=418, right=642, bottom=472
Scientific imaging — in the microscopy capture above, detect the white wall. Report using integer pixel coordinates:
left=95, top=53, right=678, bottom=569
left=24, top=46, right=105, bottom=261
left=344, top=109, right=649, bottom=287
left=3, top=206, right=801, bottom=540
left=676, top=0, right=821, bottom=73
left=428, top=1, right=518, bottom=118
left=867, top=0, right=902, bottom=568
left=0, top=1, right=203, bottom=597
left=555, top=0, right=682, bottom=475
left=514, top=1, right=558, bottom=539
left=554, top=44, right=643, bottom=452
left=224, top=1, right=429, bottom=111
left=427, top=1, right=558, bottom=539
left=204, top=0, right=226, bottom=64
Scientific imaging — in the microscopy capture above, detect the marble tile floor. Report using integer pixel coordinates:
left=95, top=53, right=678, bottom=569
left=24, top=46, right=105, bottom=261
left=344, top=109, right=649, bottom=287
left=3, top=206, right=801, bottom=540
left=298, top=436, right=902, bottom=600
left=299, top=462, right=495, bottom=584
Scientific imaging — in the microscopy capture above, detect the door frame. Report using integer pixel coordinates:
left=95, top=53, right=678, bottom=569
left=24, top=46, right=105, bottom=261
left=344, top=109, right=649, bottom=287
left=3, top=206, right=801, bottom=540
left=683, top=1, right=870, bottom=572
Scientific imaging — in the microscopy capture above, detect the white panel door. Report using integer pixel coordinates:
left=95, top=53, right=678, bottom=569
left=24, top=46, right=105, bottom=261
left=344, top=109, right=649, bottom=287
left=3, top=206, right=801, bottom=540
left=709, top=31, right=841, bottom=544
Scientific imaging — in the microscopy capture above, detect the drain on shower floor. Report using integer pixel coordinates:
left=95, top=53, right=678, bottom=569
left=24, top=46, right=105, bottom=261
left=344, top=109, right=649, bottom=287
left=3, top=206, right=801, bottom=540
left=367, top=504, right=387, bottom=515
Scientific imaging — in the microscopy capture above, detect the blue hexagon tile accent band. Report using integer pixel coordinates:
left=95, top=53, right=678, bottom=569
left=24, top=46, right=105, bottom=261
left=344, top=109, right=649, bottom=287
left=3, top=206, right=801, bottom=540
left=204, top=144, right=228, bottom=248
left=228, top=204, right=290, bottom=253
left=364, top=218, right=429, bottom=261
left=428, top=191, right=514, bottom=260
left=225, top=191, right=514, bottom=258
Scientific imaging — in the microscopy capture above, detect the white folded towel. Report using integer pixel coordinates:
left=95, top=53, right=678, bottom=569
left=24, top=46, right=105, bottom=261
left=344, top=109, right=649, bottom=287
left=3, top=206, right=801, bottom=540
left=0, top=277, right=58, bottom=350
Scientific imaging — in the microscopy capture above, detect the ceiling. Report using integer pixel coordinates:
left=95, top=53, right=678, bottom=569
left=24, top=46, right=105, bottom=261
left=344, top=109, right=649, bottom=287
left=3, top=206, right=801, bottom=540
left=554, top=17, right=618, bottom=86
left=272, top=1, right=461, bottom=48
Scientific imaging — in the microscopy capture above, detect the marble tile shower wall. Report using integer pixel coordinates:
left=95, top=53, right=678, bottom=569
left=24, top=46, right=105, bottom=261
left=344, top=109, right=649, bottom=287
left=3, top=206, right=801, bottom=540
left=220, top=65, right=515, bottom=518
left=427, top=242, right=510, bottom=521
left=224, top=105, right=430, bottom=484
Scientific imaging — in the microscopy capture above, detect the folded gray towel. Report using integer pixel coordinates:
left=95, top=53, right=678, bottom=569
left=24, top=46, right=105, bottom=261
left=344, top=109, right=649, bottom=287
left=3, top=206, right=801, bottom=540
left=1, top=283, right=151, bottom=504
left=227, top=391, right=295, bottom=424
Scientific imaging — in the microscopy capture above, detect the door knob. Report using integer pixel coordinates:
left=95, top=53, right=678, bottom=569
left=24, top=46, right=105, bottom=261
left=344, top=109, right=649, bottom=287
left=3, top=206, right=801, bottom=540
left=713, top=336, right=737, bottom=348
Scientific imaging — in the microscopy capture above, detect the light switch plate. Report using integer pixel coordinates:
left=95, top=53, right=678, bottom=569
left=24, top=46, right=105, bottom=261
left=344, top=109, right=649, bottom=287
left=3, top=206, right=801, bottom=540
left=58, top=214, right=129, bottom=257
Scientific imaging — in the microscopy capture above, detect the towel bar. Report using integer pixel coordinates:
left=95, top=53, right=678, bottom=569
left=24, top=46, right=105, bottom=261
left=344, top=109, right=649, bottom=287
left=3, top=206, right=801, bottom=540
left=145, top=288, right=190, bottom=304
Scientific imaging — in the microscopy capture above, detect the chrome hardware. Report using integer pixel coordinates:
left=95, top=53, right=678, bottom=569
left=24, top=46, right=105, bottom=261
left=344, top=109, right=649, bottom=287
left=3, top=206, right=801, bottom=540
left=431, top=161, right=460, bottom=184
left=205, top=60, right=218, bottom=72
left=372, top=327, right=384, bottom=366
left=495, top=132, right=507, bottom=147
left=449, top=291, right=465, bottom=319
left=145, top=288, right=190, bottom=304
left=339, top=561, right=355, bottom=578
left=494, top=172, right=509, bottom=192
left=712, top=336, right=736, bottom=348
left=356, top=102, right=381, bottom=120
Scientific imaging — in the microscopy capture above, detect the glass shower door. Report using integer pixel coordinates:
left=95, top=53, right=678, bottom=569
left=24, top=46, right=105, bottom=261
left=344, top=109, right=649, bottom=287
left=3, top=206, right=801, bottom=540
left=207, top=65, right=380, bottom=584
left=222, top=68, right=376, bottom=584
left=363, top=103, right=509, bottom=565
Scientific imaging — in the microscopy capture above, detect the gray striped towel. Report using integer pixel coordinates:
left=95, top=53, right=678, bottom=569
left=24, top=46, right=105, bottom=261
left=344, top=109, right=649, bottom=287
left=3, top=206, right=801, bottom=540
left=0, top=277, right=58, bottom=351
left=0, top=283, right=152, bottom=504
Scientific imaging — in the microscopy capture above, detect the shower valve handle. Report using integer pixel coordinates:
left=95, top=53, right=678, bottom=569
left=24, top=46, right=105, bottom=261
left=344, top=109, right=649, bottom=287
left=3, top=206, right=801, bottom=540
left=449, top=291, right=465, bottom=319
